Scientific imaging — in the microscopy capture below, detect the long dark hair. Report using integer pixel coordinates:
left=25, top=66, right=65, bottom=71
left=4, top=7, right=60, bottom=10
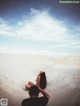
left=39, top=72, right=47, bottom=89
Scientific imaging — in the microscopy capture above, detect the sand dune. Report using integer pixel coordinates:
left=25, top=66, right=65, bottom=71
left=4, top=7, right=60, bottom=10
left=0, top=54, right=80, bottom=106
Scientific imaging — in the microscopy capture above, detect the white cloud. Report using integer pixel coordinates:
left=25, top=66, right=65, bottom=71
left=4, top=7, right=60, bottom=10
left=0, top=9, right=80, bottom=55
left=16, top=9, right=67, bottom=41
left=30, top=8, right=40, bottom=15
left=0, top=9, right=79, bottom=42
left=0, top=18, right=15, bottom=36
left=0, top=9, right=67, bottom=41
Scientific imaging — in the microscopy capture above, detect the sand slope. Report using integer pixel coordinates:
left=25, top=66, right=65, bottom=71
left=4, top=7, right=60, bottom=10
left=0, top=54, right=80, bottom=106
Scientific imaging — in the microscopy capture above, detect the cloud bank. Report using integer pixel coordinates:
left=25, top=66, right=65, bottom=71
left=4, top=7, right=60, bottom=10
left=0, top=8, right=80, bottom=55
left=0, top=9, right=68, bottom=41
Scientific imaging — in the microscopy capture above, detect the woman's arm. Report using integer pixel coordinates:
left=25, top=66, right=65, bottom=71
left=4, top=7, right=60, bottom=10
left=36, top=75, right=40, bottom=86
left=38, top=87, right=50, bottom=100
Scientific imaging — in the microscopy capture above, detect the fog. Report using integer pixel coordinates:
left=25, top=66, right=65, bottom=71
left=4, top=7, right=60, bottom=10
left=0, top=54, right=80, bottom=106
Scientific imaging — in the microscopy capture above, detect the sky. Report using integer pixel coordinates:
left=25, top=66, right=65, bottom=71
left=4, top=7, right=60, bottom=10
left=0, top=0, right=80, bottom=56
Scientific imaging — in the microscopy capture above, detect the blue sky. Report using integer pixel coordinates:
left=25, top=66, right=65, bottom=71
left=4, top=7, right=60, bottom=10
left=0, top=0, right=80, bottom=56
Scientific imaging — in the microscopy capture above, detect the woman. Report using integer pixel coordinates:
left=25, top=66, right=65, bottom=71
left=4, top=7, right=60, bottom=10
left=25, top=71, right=47, bottom=90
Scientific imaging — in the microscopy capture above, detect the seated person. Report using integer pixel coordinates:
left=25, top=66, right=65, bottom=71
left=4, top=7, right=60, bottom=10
left=21, top=85, right=50, bottom=106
